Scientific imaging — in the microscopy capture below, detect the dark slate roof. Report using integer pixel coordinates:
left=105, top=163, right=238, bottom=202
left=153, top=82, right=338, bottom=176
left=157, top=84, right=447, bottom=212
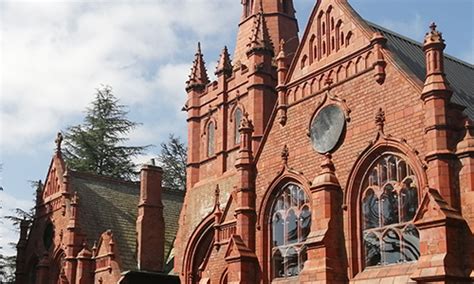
left=368, top=21, right=474, bottom=120
left=69, top=171, right=184, bottom=272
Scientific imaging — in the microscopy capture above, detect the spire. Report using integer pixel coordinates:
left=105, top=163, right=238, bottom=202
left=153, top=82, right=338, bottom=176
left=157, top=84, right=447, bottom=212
left=234, top=0, right=298, bottom=65
left=215, top=46, right=233, bottom=77
left=213, top=184, right=222, bottom=223
left=246, top=3, right=274, bottom=56
left=186, top=42, right=210, bottom=92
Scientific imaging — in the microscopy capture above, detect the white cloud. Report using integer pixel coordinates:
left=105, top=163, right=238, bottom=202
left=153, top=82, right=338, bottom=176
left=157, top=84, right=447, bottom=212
left=0, top=0, right=240, bottom=153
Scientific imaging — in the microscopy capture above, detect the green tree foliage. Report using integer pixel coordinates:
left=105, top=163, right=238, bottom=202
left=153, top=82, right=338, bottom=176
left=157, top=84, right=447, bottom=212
left=63, top=86, right=147, bottom=180
left=0, top=165, right=17, bottom=283
left=0, top=254, right=16, bottom=283
left=157, top=134, right=187, bottom=191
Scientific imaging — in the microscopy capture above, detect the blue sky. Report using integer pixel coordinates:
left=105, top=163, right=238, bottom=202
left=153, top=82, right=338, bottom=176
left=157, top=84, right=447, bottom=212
left=0, top=0, right=472, bottom=255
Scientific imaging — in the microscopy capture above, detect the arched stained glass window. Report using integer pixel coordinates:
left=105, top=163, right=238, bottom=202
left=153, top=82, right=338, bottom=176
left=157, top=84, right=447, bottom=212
left=234, top=108, right=243, bottom=145
left=271, top=183, right=310, bottom=279
left=361, top=154, right=420, bottom=267
left=207, top=121, right=215, bottom=157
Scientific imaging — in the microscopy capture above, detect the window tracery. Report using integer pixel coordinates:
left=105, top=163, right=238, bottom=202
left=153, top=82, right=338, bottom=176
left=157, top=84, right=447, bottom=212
left=271, top=183, right=310, bottom=279
left=362, top=154, right=420, bottom=267
left=207, top=121, right=215, bottom=157
left=234, top=108, right=243, bottom=145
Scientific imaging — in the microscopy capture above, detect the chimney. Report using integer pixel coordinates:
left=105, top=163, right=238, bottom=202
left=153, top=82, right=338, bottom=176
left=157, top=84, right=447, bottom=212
left=136, top=161, right=165, bottom=272
left=14, top=220, right=29, bottom=284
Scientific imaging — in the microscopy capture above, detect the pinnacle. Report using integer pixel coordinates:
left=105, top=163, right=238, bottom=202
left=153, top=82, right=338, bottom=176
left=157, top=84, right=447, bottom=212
left=186, top=42, right=210, bottom=91
left=246, top=2, right=274, bottom=56
left=215, top=46, right=233, bottom=76
left=424, top=22, right=444, bottom=46
left=276, top=39, right=286, bottom=61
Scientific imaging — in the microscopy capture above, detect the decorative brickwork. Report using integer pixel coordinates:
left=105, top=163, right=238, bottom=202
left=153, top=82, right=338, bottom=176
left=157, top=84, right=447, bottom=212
left=17, top=0, right=473, bottom=283
left=175, top=0, right=473, bottom=283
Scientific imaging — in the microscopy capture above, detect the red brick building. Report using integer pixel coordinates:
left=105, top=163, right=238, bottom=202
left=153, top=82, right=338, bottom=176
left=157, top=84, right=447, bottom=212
left=175, top=0, right=474, bottom=283
left=15, top=137, right=184, bottom=284
left=16, top=0, right=474, bottom=283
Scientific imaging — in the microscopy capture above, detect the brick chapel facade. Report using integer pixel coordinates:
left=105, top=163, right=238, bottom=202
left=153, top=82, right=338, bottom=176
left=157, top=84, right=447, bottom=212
left=15, top=136, right=184, bottom=284
left=174, top=0, right=474, bottom=283
left=15, top=0, right=474, bottom=283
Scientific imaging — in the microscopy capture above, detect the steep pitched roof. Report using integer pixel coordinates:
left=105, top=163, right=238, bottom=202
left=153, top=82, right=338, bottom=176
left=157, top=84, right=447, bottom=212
left=69, top=171, right=184, bottom=272
left=369, top=21, right=474, bottom=120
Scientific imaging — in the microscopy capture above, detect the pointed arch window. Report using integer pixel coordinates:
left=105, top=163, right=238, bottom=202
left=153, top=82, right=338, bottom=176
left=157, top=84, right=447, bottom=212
left=234, top=108, right=243, bottom=145
left=271, top=183, right=310, bottom=279
left=207, top=121, right=215, bottom=157
left=244, top=0, right=253, bottom=18
left=361, top=154, right=420, bottom=267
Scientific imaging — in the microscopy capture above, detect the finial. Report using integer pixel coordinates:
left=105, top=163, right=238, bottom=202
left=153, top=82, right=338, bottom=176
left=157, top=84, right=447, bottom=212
left=279, top=39, right=285, bottom=52
left=239, top=112, right=253, bottom=130
left=246, top=1, right=274, bottom=56
left=55, top=132, right=63, bottom=154
left=281, top=144, right=289, bottom=165
left=197, top=41, right=202, bottom=54
left=216, top=46, right=233, bottom=76
left=375, top=108, right=385, bottom=133
left=277, top=39, right=286, bottom=60
left=424, top=21, right=444, bottom=46
left=321, top=153, right=335, bottom=172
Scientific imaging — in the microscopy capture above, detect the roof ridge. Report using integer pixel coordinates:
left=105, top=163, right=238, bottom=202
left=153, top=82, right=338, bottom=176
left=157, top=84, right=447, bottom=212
left=366, top=20, right=474, bottom=69
left=69, top=170, right=140, bottom=187
left=69, top=170, right=185, bottom=195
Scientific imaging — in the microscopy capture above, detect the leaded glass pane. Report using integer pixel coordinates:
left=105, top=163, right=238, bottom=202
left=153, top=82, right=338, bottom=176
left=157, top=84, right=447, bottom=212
left=290, top=185, right=298, bottom=207
left=286, top=247, right=298, bottom=277
left=300, top=206, right=311, bottom=241
left=398, top=160, right=407, bottom=180
left=361, top=154, right=420, bottom=268
left=401, top=180, right=418, bottom=222
left=381, top=184, right=399, bottom=226
left=383, top=229, right=401, bottom=265
left=234, top=108, right=242, bottom=145
left=363, top=189, right=379, bottom=230
left=272, top=250, right=284, bottom=278
left=388, top=156, right=397, bottom=181
left=272, top=213, right=284, bottom=247
left=380, top=162, right=388, bottom=185
left=369, top=168, right=378, bottom=186
left=207, top=122, right=215, bottom=156
left=364, top=232, right=381, bottom=266
left=287, top=210, right=298, bottom=244
left=271, top=183, right=310, bottom=279
left=402, top=225, right=420, bottom=262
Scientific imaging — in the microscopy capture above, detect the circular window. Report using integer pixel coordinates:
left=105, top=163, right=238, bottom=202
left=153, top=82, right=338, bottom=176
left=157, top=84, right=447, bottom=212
left=310, top=104, right=345, bottom=153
